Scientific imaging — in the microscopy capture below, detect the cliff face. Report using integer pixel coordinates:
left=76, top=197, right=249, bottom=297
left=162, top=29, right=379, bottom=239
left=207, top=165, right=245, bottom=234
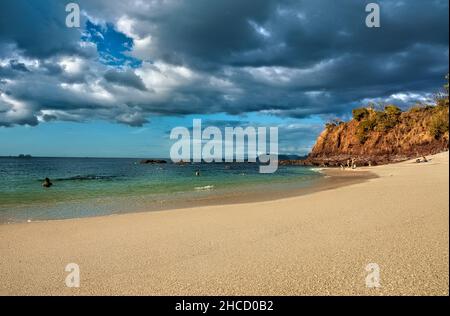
left=304, top=104, right=449, bottom=166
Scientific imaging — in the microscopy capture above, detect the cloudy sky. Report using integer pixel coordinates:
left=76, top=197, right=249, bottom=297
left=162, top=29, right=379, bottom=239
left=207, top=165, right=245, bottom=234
left=0, top=0, right=448, bottom=157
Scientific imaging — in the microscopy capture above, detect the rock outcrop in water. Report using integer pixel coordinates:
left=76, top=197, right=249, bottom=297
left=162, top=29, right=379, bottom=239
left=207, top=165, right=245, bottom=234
left=140, top=159, right=167, bottom=164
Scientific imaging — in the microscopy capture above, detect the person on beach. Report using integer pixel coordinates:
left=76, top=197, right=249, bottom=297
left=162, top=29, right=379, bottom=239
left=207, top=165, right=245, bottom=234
left=42, top=177, right=53, bottom=188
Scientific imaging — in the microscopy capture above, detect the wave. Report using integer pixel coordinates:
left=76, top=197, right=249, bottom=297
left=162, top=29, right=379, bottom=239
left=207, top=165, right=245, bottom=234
left=194, top=185, right=215, bottom=191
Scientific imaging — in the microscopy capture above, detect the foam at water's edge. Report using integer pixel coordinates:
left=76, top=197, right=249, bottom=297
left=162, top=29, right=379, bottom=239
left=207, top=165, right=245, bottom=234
left=195, top=185, right=215, bottom=191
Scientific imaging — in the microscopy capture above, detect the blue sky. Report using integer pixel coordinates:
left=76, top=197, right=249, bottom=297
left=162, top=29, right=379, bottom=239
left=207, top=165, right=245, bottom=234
left=82, top=20, right=142, bottom=68
left=0, top=0, right=448, bottom=157
left=0, top=112, right=324, bottom=157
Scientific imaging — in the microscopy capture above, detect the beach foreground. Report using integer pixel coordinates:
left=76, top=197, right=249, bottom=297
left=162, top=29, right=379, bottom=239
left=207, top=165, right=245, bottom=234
left=1, top=153, right=448, bottom=295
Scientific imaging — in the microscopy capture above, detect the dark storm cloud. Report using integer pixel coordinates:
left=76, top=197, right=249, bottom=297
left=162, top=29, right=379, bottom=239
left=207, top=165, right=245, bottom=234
left=133, top=0, right=278, bottom=68
left=0, top=60, right=30, bottom=78
left=0, top=0, right=448, bottom=128
left=104, top=69, right=148, bottom=91
left=9, top=60, right=29, bottom=72
left=227, top=0, right=449, bottom=68
left=0, top=0, right=85, bottom=59
left=40, top=61, right=63, bottom=76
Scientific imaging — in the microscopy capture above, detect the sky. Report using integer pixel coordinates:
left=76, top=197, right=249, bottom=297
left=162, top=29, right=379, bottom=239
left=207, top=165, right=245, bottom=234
left=0, top=0, right=448, bottom=158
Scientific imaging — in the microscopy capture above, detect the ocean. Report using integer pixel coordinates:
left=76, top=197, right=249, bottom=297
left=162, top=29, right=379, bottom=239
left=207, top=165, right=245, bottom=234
left=0, top=157, right=323, bottom=223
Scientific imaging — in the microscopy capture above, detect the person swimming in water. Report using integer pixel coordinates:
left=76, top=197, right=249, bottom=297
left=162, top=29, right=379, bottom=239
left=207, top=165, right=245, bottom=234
left=42, top=177, right=53, bottom=188
left=195, top=170, right=201, bottom=176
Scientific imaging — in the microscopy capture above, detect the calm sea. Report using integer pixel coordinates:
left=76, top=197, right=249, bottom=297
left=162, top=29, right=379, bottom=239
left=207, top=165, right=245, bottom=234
left=0, top=157, right=322, bottom=223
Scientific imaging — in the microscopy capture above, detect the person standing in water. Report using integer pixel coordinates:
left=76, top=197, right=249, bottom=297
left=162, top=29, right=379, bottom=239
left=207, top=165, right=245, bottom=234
left=42, top=177, right=53, bottom=188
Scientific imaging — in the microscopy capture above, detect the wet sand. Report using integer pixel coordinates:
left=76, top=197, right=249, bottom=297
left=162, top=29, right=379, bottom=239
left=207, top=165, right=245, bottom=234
left=127, top=168, right=377, bottom=215
left=0, top=152, right=448, bottom=295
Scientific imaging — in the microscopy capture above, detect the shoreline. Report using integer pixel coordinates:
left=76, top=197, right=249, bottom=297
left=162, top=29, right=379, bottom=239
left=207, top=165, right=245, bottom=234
left=0, top=168, right=377, bottom=225
left=0, top=153, right=448, bottom=295
left=129, top=168, right=377, bottom=219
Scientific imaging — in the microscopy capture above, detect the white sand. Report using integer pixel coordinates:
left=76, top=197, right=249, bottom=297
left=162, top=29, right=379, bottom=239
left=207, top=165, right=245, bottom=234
left=0, top=152, right=448, bottom=295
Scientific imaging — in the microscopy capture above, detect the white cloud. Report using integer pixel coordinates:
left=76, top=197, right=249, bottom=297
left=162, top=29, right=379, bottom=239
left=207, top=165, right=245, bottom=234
left=58, top=57, right=86, bottom=75
left=0, top=92, right=36, bottom=126
left=117, top=15, right=153, bottom=60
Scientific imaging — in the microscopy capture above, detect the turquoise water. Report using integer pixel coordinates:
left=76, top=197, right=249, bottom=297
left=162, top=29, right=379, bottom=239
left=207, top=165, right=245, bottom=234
left=0, top=157, right=322, bottom=223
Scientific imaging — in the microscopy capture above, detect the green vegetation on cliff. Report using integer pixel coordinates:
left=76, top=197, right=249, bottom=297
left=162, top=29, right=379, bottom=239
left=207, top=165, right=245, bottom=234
left=306, top=75, right=449, bottom=166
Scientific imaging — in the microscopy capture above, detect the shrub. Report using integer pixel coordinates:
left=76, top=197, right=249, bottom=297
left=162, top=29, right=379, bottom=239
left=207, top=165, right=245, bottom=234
left=352, top=108, right=370, bottom=121
left=356, top=117, right=377, bottom=144
left=429, top=110, right=449, bottom=139
left=436, top=97, right=449, bottom=108
left=325, top=122, right=336, bottom=130
left=384, top=105, right=402, bottom=117
left=410, top=105, right=425, bottom=113
left=373, top=112, right=388, bottom=131
left=369, top=105, right=402, bottom=131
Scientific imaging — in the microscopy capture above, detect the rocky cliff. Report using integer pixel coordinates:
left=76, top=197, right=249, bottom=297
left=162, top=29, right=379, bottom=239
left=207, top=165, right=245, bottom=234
left=301, top=100, right=449, bottom=167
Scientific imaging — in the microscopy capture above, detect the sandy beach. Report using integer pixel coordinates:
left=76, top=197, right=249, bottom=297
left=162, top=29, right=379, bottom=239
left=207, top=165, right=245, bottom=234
left=0, top=152, right=448, bottom=296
